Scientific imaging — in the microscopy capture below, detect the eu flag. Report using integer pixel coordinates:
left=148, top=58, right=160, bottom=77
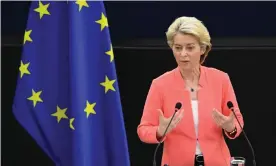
left=12, top=1, right=130, bottom=166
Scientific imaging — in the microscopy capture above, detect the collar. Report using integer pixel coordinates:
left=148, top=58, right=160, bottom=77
left=174, top=65, right=207, bottom=88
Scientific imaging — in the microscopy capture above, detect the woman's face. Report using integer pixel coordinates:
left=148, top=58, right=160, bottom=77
left=171, top=33, right=205, bottom=71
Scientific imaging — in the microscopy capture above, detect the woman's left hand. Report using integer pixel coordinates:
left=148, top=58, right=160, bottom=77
left=212, top=108, right=235, bottom=132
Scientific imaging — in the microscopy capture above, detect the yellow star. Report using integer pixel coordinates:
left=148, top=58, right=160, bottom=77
left=100, top=76, right=116, bottom=93
left=84, top=100, right=96, bottom=118
left=24, top=30, right=32, bottom=44
left=34, top=1, right=50, bottom=19
left=75, top=0, right=89, bottom=11
left=95, top=13, right=108, bottom=31
left=51, top=106, right=68, bottom=123
left=69, top=118, right=75, bottom=130
left=27, top=89, right=43, bottom=107
left=19, top=61, right=31, bottom=78
left=105, top=44, right=114, bottom=62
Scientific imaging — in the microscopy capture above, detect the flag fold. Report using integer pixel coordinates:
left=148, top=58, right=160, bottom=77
left=13, top=1, right=130, bottom=166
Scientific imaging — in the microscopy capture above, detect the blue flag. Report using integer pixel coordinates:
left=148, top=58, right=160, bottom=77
left=12, top=1, right=130, bottom=166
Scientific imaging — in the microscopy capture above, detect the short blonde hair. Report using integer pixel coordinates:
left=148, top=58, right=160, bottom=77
left=166, top=16, right=212, bottom=64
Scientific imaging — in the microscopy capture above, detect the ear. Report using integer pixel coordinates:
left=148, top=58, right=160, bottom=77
left=169, top=43, right=174, bottom=49
left=200, top=45, right=206, bottom=55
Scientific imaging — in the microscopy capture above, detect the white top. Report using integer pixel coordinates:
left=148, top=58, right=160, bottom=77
left=191, top=100, right=202, bottom=155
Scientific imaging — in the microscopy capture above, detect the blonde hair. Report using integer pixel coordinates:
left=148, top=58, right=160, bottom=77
left=166, top=16, right=212, bottom=64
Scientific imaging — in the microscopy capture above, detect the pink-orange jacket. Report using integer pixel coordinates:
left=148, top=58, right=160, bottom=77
left=137, top=66, right=244, bottom=166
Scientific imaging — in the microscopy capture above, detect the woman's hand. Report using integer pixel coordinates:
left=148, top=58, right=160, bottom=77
left=156, top=108, right=184, bottom=139
left=212, top=108, right=236, bottom=132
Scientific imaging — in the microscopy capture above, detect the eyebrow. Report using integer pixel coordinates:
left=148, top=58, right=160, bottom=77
left=174, top=43, right=196, bottom=46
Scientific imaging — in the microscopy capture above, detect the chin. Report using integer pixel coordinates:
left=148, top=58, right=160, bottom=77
left=179, top=64, right=192, bottom=70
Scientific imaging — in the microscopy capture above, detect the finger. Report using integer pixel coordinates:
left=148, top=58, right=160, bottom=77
left=169, top=110, right=184, bottom=129
left=212, top=108, right=220, bottom=117
left=169, top=123, right=177, bottom=129
left=172, top=109, right=184, bottom=124
left=173, top=117, right=181, bottom=126
left=212, top=109, right=221, bottom=122
left=212, top=113, right=219, bottom=126
left=171, top=116, right=180, bottom=126
left=172, top=109, right=180, bottom=117
left=157, top=109, right=164, bottom=118
left=168, top=111, right=179, bottom=122
left=213, top=108, right=223, bottom=117
left=229, top=111, right=235, bottom=120
left=171, top=117, right=182, bottom=128
left=212, top=112, right=222, bottom=126
left=178, top=109, right=185, bottom=122
left=212, top=113, right=219, bottom=125
left=179, top=109, right=184, bottom=117
left=213, top=108, right=227, bottom=121
left=168, top=118, right=178, bottom=129
left=175, top=109, right=184, bottom=120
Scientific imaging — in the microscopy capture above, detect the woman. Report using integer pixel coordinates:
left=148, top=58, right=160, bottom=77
left=137, top=16, right=244, bottom=166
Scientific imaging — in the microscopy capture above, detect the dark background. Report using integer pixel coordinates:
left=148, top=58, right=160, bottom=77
left=3, top=1, right=276, bottom=40
left=2, top=1, right=276, bottom=166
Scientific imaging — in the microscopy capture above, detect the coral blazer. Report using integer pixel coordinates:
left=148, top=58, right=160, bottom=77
left=137, top=66, right=244, bottom=166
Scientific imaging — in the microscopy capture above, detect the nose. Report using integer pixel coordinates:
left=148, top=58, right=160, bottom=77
left=180, top=49, right=188, bottom=57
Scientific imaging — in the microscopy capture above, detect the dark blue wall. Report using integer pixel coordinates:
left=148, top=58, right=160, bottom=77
left=2, top=1, right=276, bottom=41
left=105, top=1, right=276, bottom=39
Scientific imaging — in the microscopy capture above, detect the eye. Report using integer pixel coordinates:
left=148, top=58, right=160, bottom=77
left=186, top=46, right=194, bottom=51
left=175, top=46, right=182, bottom=51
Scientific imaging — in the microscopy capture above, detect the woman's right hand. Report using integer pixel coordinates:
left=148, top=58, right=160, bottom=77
left=156, top=108, right=184, bottom=140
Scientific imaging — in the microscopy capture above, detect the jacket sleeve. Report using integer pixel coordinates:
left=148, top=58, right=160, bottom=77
left=221, top=73, right=244, bottom=139
left=137, top=79, right=163, bottom=144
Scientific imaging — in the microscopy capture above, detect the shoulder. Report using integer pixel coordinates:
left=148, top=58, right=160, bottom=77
left=151, top=68, right=176, bottom=86
left=202, top=66, right=232, bottom=88
left=202, top=66, right=230, bottom=80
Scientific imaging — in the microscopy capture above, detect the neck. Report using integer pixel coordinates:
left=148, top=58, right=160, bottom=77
left=180, top=65, right=200, bottom=82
